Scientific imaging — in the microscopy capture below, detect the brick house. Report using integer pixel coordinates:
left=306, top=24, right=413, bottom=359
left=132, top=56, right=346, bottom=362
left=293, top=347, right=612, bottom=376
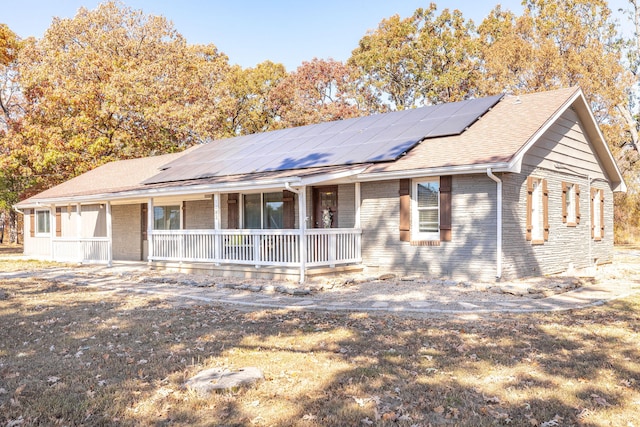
left=15, top=87, right=626, bottom=282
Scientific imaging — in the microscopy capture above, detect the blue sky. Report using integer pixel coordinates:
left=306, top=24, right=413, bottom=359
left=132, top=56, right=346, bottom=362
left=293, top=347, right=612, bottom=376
left=0, top=1, right=631, bottom=71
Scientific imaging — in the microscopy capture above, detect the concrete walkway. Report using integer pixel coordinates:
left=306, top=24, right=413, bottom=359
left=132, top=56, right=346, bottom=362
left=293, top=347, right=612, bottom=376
left=2, top=258, right=639, bottom=316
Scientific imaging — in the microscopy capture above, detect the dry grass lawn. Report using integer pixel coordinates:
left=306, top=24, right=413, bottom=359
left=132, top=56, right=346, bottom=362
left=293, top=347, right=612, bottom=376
left=1, top=251, right=639, bottom=426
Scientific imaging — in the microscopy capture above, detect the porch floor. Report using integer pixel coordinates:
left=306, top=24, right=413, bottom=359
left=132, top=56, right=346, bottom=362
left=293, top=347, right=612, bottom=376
left=149, top=261, right=364, bottom=282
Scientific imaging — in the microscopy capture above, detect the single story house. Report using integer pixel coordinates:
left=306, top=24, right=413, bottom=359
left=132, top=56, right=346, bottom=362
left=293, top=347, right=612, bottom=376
left=15, top=87, right=626, bottom=282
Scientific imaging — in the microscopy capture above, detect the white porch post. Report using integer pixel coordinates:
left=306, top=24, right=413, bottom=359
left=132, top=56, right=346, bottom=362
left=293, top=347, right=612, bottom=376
left=213, top=192, right=221, bottom=265
left=76, top=203, right=82, bottom=263
left=147, top=198, right=154, bottom=263
left=354, top=182, right=361, bottom=229
left=106, top=202, right=113, bottom=267
left=49, top=204, right=55, bottom=261
left=298, top=186, right=307, bottom=283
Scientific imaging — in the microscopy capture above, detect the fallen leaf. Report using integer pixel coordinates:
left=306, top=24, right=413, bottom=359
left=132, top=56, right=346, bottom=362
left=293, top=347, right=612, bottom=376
left=591, top=394, right=612, bottom=407
left=433, top=405, right=445, bottom=414
left=485, top=395, right=501, bottom=404
left=14, top=384, right=25, bottom=396
left=381, top=412, right=397, bottom=421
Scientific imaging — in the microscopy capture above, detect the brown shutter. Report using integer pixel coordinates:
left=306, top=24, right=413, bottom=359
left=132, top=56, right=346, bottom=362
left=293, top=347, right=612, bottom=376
left=575, top=184, right=580, bottom=224
left=600, top=190, right=605, bottom=238
left=542, top=179, right=549, bottom=241
left=182, top=201, right=187, bottom=229
left=283, top=190, right=295, bottom=229
left=399, top=179, right=410, bottom=242
left=439, top=176, right=452, bottom=241
left=141, top=203, right=148, bottom=240
left=561, top=181, right=567, bottom=223
left=228, top=193, right=239, bottom=229
left=526, top=177, right=533, bottom=241
left=590, top=188, right=596, bottom=238
left=55, top=207, right=62, bottom=237
left=29, top=209, right=34, bottom=238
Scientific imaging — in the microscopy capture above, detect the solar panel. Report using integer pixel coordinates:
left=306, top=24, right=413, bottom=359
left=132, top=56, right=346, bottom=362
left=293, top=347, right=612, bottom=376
left=143, top=94, right=503, bottom=184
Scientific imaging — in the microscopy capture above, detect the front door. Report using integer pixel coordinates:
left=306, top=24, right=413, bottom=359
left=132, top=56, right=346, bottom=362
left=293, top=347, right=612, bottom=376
left=313, top=186, right=338, bottom=228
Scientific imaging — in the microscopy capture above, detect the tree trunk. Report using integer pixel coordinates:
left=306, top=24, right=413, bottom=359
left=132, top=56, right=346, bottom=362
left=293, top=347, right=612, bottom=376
left=9, top=209, right=18, bottom=244
left=0, top=212, right=4, bottom=243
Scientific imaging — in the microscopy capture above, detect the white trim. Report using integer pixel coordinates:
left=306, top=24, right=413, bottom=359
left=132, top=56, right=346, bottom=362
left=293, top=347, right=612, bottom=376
left=411, top=177, right=440, bottom=241
left=507, top=88, right=625, bottom=193
left=486, top=168, right=502, bottom=279
left=106, top=202, right=113, bottom=267
left=357, top=162, right=514, bottom=182
left=15, top=166, right=369, bottom=210
left=354, top=182, right=361, bottom=229
left=33, top=207, right=55, bottom=237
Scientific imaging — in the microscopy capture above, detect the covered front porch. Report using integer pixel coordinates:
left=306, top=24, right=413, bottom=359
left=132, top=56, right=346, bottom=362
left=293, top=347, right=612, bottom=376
left=34, top=176, right=364, bottom=282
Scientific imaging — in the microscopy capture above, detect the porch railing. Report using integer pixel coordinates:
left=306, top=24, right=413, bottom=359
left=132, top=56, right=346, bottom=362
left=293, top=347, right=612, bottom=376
left=52, top=237, right=111, bottom=264
left=149, top=228, right=362, bottom=268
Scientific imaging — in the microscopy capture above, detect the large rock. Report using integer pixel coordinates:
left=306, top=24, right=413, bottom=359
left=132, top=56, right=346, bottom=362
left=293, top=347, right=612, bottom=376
left=185, top=367, right=263, bottom=395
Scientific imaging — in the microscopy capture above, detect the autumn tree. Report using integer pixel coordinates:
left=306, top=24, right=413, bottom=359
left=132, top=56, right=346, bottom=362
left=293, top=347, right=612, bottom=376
left=268, top=58, right=378, bottom=129
left=10, top=1, right=232, bottom=193
left=0, top=24, right=25, bottom=243
left=477, top=0, right=637, bottom=241
left=348, top=3, right=478, bottom=110
left=225, top=61, right=287, bottom=136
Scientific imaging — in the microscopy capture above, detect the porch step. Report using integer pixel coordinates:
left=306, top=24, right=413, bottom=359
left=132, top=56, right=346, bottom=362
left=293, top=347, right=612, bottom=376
left=150, top=261, right=363, bottom=282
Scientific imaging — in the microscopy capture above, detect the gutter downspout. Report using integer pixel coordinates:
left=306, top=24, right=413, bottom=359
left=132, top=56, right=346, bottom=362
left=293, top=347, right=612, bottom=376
left=285, top=182, right=306, bottom=283
left=486, top=168, right=503, bottom=280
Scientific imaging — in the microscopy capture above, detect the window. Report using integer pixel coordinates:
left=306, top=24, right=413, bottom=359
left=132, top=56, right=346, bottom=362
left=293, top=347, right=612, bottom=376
left=243, top=194, right=261, bottom=229
left=531, top=179, right=544, bottom=241
left=591, top=188, right=604, bottom=240
left=399, top=177, right=451, bottom=244
left=243, top=192, right=285, bottom=229
left=562, top=182, right=580, bottom=226
left=412, top=178, right=440, bottom=240
left=526, top=177, right=548, bottom=244
left=35, top=209, right=50, bottom=235
left=154, top=205, right=180, bottom=230
left=263, top=192, right=283, bottom=229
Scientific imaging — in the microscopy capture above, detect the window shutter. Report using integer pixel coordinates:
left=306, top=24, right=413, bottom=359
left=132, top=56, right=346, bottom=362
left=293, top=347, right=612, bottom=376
left=542, top=179, right=549, bottom=241
left=590, top=188, right=596, bottom=238
left=283, top=190, right=296, bottom=229
left=141, top=203, right=148, bottom=240
left=228, top=193, right=239, bottom=229
left=399, top=179, right=410, bottom=242
left=575, top=184, right=580, bottom=224
left=600, top=190, right=605, bottom=237
left=29, top=209, right=34, bottom=238
left=182, top=201, right=187, bottom=229
left=55, top=207, right=62, bottom=237
left=561, top=181, right=567, bottom=223
left=440, top=175, right=452, bottom=241
left=526, top=177, right=533, bottom=241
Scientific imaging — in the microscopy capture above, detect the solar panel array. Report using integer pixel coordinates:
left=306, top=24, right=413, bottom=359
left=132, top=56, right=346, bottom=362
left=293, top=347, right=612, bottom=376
left=143, top=94, right=503, bottom=184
